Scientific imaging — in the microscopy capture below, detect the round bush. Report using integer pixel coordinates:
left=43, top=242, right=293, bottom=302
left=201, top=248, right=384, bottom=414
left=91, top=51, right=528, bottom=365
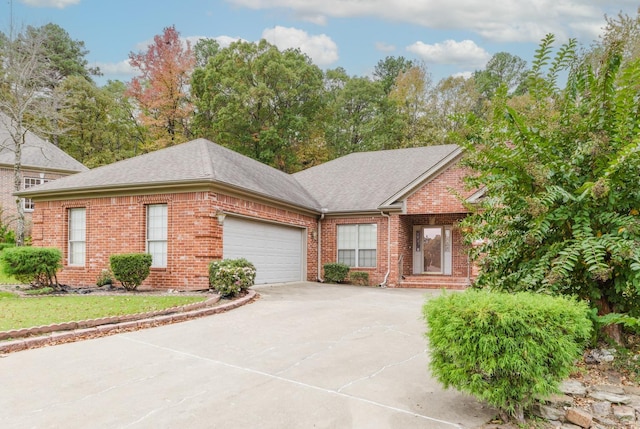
left=209, top=258, right=256, bottom=297
left=423, top=290, right=591, bottom=422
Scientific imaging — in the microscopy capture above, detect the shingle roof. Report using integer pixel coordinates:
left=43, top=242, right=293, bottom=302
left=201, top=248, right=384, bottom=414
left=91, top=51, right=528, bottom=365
left=19, top=138, right=321, bottom=210
left=293, top=145, right=461, bottom=212
left=0, top=112, right=88, bottom=173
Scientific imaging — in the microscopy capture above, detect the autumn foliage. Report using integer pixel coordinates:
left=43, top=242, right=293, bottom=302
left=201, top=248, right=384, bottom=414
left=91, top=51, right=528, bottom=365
left=128, top=25, right=195, bottom=149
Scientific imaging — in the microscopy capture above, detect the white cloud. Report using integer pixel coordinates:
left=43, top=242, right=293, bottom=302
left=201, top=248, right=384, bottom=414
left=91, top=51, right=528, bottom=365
left=262, top=26, right=338, bottom=66
left=93, top=60, right=135, bottom=76
left=407, top=40, right=491, bottom=69
left=453, top=71, right=473, bottom=79
left=375, top=42, right=396, bottom=53
left=20, top=0, right=79, bottom=8
left=225, top=0, right=631, bottom=43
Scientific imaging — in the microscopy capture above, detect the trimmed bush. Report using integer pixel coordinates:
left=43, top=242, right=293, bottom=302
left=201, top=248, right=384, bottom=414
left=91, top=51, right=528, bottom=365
left=109, top=253, right=152, bottom=291
left=323, top=263, right=349, bottom=283
left=349, top=271, right=369, bottom=286
left=1, top=246, right=62, bottom=287
left=209, top=258, right=256, bottom=297
left=96, top=268, right=114, bottom=287
left=424, top=290, right=591, bottom=423
left=0, top=242, right=15, bottom=253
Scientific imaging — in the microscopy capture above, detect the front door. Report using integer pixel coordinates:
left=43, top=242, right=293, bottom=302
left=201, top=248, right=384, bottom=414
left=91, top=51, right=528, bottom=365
left=412, top=225, right=452, bottom=275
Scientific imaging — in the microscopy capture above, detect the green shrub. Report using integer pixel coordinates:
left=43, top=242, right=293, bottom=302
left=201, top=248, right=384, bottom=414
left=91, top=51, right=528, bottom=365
left=96, top=268, right=114, bottom=287
left=349, top=271, right=369, bottom=286
left=424, top=290, right=591, bottom=423
left=323, top=263, right=349, bottom=283
left=109, top=253, right=152, bottom=291
left=0, top=247, right=62, bottom=288
left=209, top=258, right=256, bottom=297
left=0, top=242, right=15, bottom=252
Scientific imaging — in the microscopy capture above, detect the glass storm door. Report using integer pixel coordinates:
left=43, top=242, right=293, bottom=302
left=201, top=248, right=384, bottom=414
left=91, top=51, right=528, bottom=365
left=413, top=225, right=452, bottom=275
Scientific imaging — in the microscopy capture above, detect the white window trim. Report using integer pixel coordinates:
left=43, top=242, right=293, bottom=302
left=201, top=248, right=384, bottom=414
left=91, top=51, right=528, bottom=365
left=22, top=177, right=49, bottom=212
left=146, top=204, right=168, bottom=268
left=68, top=207, right=86, bottom=266
left=337, top=223, right=377, bottom=268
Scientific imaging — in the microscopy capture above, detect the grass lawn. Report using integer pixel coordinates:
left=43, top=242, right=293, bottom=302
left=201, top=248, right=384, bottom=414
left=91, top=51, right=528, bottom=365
left=0, top=292, right=207, bottom=331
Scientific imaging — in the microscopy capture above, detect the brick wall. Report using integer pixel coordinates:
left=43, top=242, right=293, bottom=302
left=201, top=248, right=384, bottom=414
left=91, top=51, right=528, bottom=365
left=32, top=190, right=318, bottom=290
left=0, top=167, right=67, bottom=237
left=319, top=215, right=390, bottom=286
left=405, top=164, right=474, bottom=214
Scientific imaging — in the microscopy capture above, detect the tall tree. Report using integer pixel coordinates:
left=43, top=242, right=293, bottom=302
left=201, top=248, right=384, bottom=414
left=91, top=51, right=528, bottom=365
left=373, top=56, right=414, bottom=94
left=428, top=75, right=482, bottom=143
left=128, top=25, right=195, bottom=149
left=0, top=28, right=65, bottom=245
left=57, top=77, right=145, bottom=167
left=462, top=30, right=640, bottom=343
left=473, top=52, right=528, bottom=99
left=191, top=39, right=325, bottom=172
left=193, top=38, right=220, bottom=68
left=388, top=63, right=432, bottom=146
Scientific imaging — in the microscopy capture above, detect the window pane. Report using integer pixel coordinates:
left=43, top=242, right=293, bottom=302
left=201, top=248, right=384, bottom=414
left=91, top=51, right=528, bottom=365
left=358, top=224, right=377, bottom=249
left=338, top=249, right=355, bottom=267
left=148, top=241, right=167, bottom=267
left=358, top=249, right=376, bottom=268
left=337, top=225, right=357, bottom=249
left=69, top=242, right=85, bottom=265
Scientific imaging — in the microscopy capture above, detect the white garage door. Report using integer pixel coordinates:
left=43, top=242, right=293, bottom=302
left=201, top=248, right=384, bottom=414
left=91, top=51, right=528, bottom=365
left=223, top=217, right=305, bottom=284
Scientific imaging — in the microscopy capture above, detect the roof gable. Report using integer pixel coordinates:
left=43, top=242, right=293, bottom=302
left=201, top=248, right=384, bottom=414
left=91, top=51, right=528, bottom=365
left=0, top=112, right=87, bottom=173
left=293, top=145, right=461, bottom=212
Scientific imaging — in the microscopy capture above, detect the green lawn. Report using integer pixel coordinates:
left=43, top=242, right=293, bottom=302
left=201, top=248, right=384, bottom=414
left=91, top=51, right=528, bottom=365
left=0, top=293, right=207, bottom=331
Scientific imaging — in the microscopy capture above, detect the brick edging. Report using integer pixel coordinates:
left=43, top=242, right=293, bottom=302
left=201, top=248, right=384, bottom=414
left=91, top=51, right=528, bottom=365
left=0, top=290, right=258, bottom=354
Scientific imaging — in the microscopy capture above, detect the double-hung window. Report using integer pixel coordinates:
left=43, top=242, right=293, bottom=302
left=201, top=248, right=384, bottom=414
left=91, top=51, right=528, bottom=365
left=68, top=208, right=86, bottom=266
left=146, top=204, right=167, bottom=268
left=337, top=224, right=377, bottom=268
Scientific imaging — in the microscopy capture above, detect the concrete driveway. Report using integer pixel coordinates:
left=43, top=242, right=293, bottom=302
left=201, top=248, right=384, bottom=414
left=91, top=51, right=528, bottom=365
left=0, top=282, right=494, bottom=428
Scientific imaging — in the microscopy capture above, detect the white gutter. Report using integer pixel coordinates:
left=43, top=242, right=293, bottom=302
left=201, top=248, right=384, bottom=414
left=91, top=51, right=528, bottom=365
left=317, top=208, right=328, bottom=282
left=380, top=211, right=391, bottom=287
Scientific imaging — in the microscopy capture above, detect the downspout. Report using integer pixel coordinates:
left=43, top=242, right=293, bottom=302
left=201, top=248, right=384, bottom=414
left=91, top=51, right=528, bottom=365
left=380, top=211, right=391, bottom=287
left=317, top=208, right=328, bottom=282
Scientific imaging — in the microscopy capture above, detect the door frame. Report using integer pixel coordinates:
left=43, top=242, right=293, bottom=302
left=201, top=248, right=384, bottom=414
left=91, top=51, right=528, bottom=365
left=412, top=224, right=452, bottom=275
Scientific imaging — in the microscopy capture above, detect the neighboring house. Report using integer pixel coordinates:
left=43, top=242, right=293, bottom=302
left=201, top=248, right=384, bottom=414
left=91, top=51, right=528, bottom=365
left=0, top=112, right=88, bottom=235
left=17, top=138, right=479, bottom=290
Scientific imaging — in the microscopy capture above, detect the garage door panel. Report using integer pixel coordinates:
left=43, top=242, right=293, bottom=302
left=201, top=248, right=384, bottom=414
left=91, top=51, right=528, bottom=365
left=223, top=218, right=304, bottom=284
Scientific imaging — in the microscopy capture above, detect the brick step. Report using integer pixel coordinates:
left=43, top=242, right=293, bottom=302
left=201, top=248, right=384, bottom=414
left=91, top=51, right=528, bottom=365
left=399, top=276, right=471, bottom=290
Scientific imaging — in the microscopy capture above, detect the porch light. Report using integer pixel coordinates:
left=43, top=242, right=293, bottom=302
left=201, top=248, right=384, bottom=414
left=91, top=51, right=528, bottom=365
left=216, top=210, right=226, bottom=225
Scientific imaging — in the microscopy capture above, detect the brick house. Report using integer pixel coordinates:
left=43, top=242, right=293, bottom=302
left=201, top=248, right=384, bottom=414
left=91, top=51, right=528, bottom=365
left=0, top=112, right=88, bottom=236
left=17, top=138, right=478, bottom=290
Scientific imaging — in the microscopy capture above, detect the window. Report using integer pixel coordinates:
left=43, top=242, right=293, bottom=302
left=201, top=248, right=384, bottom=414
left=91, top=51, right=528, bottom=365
left=147, top=204, right=167, bottom=268
left=68, top=208, right=86, bottom=266
left=23, top=177, right=49, bottom=211
left=337, top=224, right=377, bottom=268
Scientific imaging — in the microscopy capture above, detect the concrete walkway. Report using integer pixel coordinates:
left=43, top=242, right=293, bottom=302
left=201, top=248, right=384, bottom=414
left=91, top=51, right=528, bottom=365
left=0, top=282, right=495, bottom=428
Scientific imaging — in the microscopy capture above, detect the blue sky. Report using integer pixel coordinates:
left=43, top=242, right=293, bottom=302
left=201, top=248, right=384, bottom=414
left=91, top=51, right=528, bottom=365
left=3, top=0, right=638, bottom=86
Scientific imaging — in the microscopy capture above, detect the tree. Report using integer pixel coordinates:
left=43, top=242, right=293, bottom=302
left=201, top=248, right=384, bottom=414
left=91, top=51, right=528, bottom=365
left=461, top=31, right=640, bottom=343
left=0, top=28, right=65, bottom=245
left=428, top=75, right=482, bottom=144
left=57, top=77, right=145, bottom=167
left=191, top=39, right=325, bottom=172
left=388, top=64, right=432, bottom=147
left=473, top=52, right=528, bottom=99
left=128, top=25, right=195, bottom=149
left=193, top=37, right=220, bottom=68
left=373, top=55, right=414, bottom=94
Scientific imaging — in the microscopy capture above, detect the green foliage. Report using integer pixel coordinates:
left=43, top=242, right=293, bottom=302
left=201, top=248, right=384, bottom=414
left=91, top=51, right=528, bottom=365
left=109, top=253, right=152, bottom=291
left=24, top=287, right=54, bottom=295
left=349, top=271, right=369, bottom=286
left=461, top=25, right=640, bottom=330
left=424, top=290, right=591, bottom=422
left=96, top=268, right=113, bottom=287
left=323, top=263, right=350, bottom=283
left=0, top=247, right=62, bottom=288
left=191, top=39, right=325, bottom=172
left=208, top=258, right=256, bottom=297
left=0, top=242, right=15, bottom=252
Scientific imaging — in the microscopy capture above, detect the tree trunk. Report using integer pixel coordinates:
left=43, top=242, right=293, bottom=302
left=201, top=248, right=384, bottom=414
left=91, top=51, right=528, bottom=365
left=13, top=132, right=25, bottom=247
left=597, top=297, right=623, bottom=345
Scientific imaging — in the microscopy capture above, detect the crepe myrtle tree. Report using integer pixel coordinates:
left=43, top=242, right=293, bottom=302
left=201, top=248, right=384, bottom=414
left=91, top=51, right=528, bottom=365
left=461, top=29, right=640, bottom=343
